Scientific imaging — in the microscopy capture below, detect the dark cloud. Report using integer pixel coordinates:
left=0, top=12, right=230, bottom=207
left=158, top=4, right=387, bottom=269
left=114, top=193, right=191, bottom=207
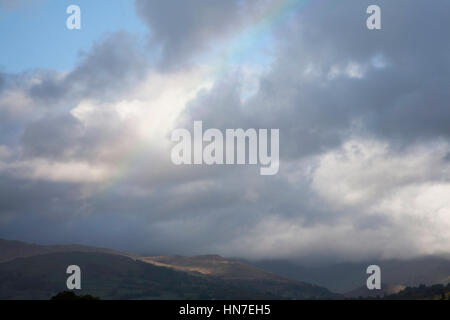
left=134, top=0, right=252, bottom=70
left=181, top=0, right=450, bottom=159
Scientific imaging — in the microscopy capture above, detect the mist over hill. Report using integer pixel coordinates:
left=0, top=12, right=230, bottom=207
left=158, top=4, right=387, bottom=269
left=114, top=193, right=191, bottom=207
left=253, top=256, right=450, bottom=295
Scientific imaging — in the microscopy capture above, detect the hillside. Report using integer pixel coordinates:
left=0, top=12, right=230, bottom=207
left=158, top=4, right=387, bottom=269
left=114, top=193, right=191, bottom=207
left=0, top=252, right=293, bottom=300
left=0, top=238, right=133, bottom=263
left=2, top=238, right=449, bottom=300
left=0, top=240, right=338, bottom=300
left=140, top=255, right=284, bottom=281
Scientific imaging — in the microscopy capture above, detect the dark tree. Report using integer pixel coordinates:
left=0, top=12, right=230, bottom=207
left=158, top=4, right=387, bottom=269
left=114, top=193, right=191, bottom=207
left=51, top=291, right=100, bottom=300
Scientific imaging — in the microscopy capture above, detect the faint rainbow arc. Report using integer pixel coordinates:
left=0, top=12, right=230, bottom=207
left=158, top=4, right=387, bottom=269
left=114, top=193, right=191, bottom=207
left=94, top=0, right=316, bottom=197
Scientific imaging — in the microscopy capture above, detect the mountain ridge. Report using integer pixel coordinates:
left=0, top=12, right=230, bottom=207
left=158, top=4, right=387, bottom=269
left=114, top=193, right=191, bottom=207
left=0, top=239, right=338, bottom=300
left=0, top=238, right=136, bottom=263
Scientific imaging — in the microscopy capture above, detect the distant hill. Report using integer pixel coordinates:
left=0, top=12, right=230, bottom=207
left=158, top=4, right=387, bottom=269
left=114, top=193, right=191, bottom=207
left=0, top=239, right=338, bottom=300
left=254, top=256, right=450, bottom=295
left=0, top=252, right=281, bottom=300
left=140, top=255, right=285, bottom=281
left=0, top=238, right=133, bottom=263
left=138, top=254, right=338, bottom=300
left=6, top=238, right=448, bottom=300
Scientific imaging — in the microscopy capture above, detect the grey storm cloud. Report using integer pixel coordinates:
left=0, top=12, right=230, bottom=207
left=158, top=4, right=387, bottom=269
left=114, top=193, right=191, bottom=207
left=134, top=0, right=258, bottom=70
left=181, top=0, right=450, bottom=158
left=0, top=0, right=450, bottom=262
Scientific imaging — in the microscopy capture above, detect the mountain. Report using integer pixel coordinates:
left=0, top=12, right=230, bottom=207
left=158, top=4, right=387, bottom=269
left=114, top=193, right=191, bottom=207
left=2, top=239, right=449, bottom=299
left=0, top=238, right=133, bottom=263
left=140, top=255, right=285, bottom=280
left=253, top=256, right=450, bottom=295
left=0, top=239, right=338, bottom=300
left=0, top=252, right=291, bottom=300
left=138, top=255, right=338, bottom=300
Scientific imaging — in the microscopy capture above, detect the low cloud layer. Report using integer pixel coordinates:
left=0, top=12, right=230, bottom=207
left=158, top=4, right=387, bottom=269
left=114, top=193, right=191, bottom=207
left=0, top=0, right=449, bottom=263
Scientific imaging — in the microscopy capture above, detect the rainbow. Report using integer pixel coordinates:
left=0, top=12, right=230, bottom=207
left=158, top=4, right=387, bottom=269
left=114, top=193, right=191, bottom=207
left=95, top=0, right=316, bottom=196
left=220, top=0, right=315, bottom=69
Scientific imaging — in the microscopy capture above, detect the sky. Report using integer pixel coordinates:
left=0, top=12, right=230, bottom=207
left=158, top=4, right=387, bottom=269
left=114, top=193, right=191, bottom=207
left=0, top=0, right=449, bottom=264
left=0, top=0, right=147, bottom=72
